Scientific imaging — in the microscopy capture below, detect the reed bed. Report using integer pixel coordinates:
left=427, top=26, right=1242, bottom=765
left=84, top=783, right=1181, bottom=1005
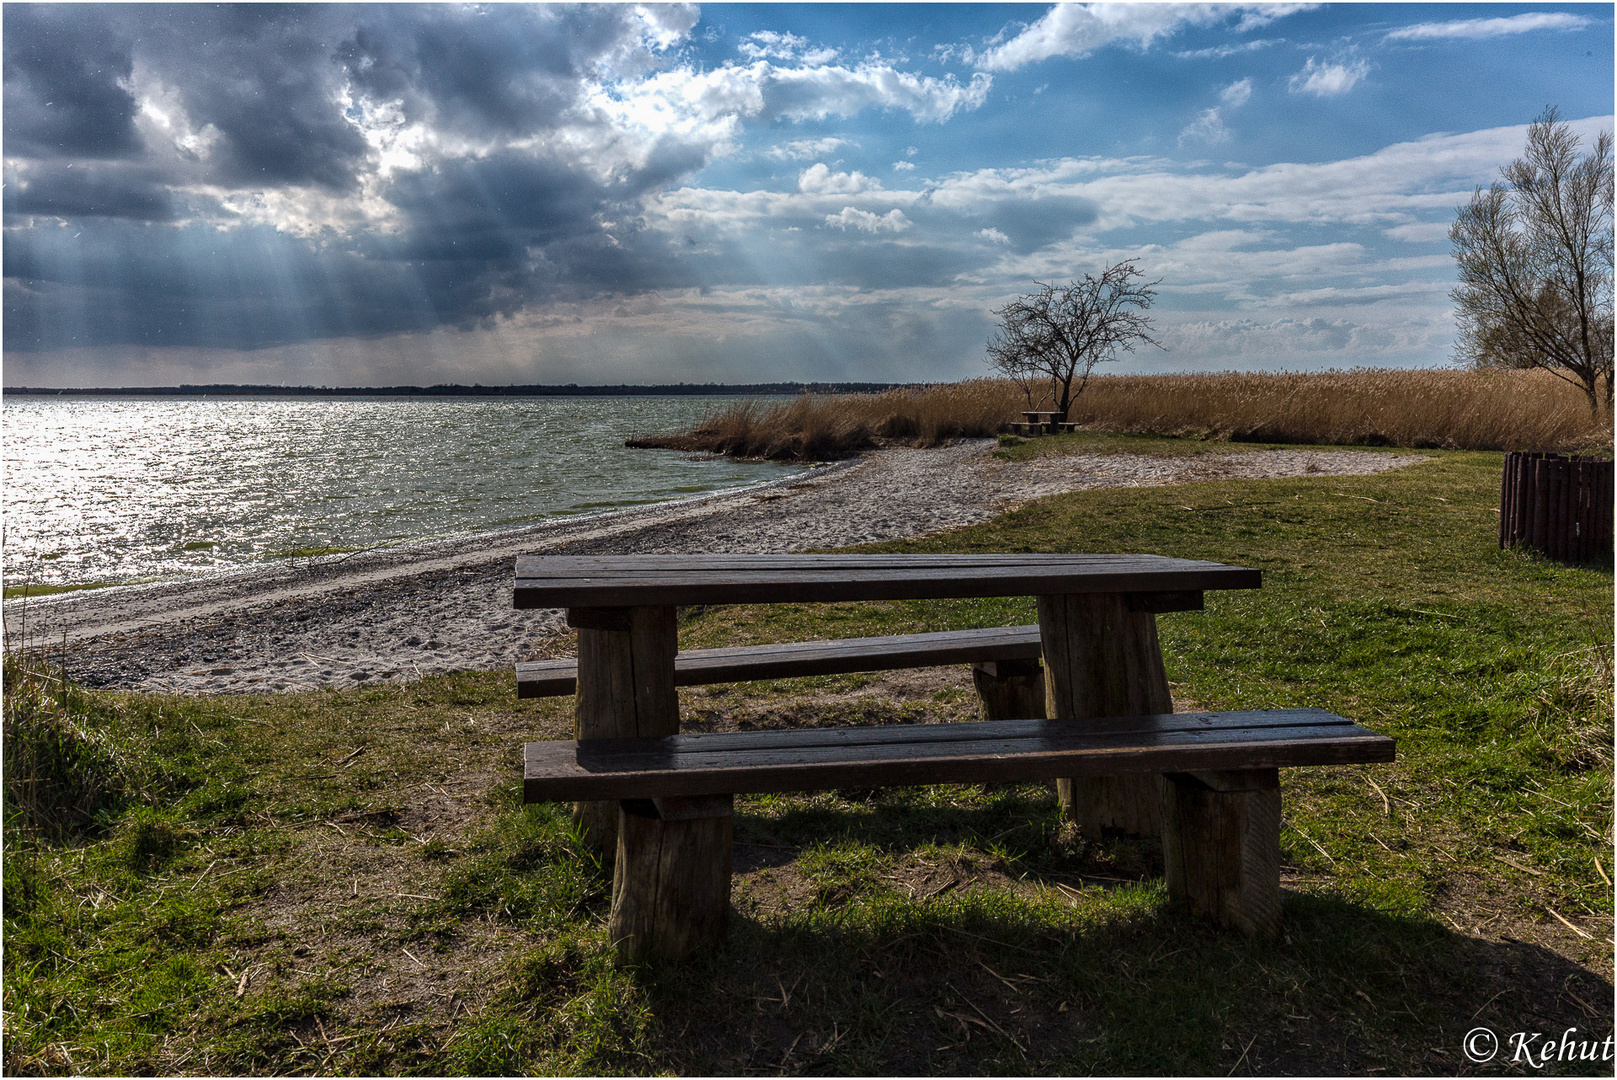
left=639, top=369, right=1610, bottom=460
left=1066, top=368, right=1609, bottom=452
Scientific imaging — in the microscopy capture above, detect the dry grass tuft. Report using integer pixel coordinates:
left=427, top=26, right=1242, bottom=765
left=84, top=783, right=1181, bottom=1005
left=638, top=369, right=1610, bottom=460
left=2, top=656, right=143, bottom=841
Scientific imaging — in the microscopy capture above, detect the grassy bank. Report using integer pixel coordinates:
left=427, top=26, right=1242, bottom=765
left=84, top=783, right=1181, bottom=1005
left=4, top=447, right=1611, bottom=1075
left=637, top=369, right=1611, bottom=460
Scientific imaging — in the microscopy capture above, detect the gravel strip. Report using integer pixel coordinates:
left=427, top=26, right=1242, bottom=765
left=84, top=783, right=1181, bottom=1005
left=5, top=441, right=1422, bottom=694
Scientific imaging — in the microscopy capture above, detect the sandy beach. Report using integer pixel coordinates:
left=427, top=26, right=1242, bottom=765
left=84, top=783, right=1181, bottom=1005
left=6, top=440, right=1422, bottom=695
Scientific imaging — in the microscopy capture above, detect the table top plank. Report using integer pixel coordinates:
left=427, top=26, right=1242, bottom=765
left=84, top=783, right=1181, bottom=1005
left=514, top=553, right=1259, bottom=609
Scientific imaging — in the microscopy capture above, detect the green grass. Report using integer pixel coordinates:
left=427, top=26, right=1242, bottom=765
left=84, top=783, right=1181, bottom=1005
left=992, top=427, right=1288, bottom=458
left=4, top=446, right=1611, bottom=1075
left=2, top=581, right=123, bottom=599
left=266, top=545, right=365, bottom=559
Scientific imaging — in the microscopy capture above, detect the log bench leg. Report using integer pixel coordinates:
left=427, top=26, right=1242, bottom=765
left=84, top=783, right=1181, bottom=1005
left=1038, top=593, right=1171, bottom=837
left=971, top=659, right=1047, bottom=722
left=1160, top=768, right=1281, bottom=938
left=610, top=795, right=733, bottom=963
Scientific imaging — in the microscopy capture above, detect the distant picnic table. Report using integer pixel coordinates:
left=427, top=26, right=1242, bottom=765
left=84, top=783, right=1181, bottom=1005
left=1018, top=410, right=1069, bottom=435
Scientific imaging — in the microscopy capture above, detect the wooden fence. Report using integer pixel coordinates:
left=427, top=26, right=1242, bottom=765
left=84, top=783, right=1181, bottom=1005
left=1499, top=452, right=1613, bottom=564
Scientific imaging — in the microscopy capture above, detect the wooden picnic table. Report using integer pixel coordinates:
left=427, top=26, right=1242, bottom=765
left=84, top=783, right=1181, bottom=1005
left=514, top=552, right=1261, bottom=845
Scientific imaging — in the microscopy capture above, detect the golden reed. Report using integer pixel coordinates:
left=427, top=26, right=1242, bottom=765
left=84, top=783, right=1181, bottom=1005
left=638, top=369, right=1610, bottom=460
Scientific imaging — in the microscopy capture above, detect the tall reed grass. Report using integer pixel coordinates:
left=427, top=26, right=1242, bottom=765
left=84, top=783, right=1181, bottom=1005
left=1065, top=368, right=1609, bottom=452
left=637, top=369, right=1610, bottom=460
left=629, top=379, right=1023, bottom=459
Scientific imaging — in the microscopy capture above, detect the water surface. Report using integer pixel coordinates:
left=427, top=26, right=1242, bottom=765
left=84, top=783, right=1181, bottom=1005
left=3, top=395, right=799, bottom=588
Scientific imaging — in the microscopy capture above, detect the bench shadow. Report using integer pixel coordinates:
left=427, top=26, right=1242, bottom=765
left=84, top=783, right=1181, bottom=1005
left=628, top=888, right=1613, bottom=1076
left=594, top=796, right=1616, bottom=1075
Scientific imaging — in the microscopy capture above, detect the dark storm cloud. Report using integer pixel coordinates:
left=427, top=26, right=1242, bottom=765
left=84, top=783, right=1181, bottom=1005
left=5, top=162, right=177, bottom=220
left=3, top=218, right=447, bottom=350
left=3, top=4, right=143, bottom=158
left=980, top=195, right=1098, bottom=253
left=337, top=5, right=683, bottom=139
left=1, top=2, right=986, bottom=355
left=122, top=4, right=370, bottom=190
left=2, top=4, right=707, bottom=351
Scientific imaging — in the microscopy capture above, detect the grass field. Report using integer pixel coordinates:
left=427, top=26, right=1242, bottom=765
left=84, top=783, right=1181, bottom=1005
left=4, top=443, right=1612, bottom=1075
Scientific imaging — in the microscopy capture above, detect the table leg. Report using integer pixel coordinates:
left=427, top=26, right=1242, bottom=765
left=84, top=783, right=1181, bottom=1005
left=1036, top=592, right=1172, bottom=837
left=569, top=605, right=679, bottom=852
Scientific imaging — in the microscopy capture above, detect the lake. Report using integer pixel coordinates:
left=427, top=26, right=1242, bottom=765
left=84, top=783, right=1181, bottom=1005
left=2, top=395, right=802, bottom=589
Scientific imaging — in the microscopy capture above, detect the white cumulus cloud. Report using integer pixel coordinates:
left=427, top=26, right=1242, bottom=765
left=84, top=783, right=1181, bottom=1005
left=1180, top=78, right=1251, bottom=146
left=824, top=206, right=912, bottom=233
left=738, top=30, right=840, bottom=65
left=799, top=163, right=880, bottom=194
left=765, top=137, right=851, bottom=161
left=1179, top=108, right=1228, bottom=146
left=1220, top=77, right=1253, bottom=108
left=1288, top=56, right=1368, bottom=97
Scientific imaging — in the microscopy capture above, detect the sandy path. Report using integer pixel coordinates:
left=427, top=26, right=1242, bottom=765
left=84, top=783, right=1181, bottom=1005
left=5, top=441, right=1422, bottom=694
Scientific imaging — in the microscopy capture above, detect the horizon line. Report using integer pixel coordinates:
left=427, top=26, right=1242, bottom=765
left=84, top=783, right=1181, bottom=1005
left=3, top=381, right=928, bottom=397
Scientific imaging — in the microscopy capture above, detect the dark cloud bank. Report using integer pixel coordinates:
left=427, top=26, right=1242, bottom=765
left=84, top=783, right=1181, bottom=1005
left=2, top=4, right=1017, bottom=365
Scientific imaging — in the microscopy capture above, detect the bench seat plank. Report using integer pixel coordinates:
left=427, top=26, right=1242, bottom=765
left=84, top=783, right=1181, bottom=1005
left=524, top=709, right=1393, bottom=803
left=517, top=625, right=1045, bottom=698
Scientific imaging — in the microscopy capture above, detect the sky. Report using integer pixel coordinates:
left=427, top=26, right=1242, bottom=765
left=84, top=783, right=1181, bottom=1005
left=3, top=2, right=1612, bottom=388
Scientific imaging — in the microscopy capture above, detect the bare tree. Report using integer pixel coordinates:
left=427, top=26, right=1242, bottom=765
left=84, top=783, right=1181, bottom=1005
left=1450, top=107, right=1614, bottom=414
left=986, top=261, right=1163, bottom=419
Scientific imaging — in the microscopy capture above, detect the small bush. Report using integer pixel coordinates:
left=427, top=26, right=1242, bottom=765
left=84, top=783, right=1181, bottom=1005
left=3, top=657, right=142, bottom=840
left=121, top=811, right=189, bottom=871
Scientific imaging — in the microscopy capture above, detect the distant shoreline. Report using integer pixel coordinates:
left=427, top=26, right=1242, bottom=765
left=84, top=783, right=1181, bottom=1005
left=4, top=381, right=921, bottom=398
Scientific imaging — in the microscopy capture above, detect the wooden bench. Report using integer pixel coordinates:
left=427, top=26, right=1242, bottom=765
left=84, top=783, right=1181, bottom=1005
left=525, top=707, right=1395, bottom=961
left=518, top=625, right=1047, bottom=721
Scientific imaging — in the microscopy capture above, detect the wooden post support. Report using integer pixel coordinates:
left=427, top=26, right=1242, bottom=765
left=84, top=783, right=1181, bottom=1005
left=610, top=795, right=734, bottom=963
left=1160, top=768, right=1282, bottom=938
left=569, top=605, right=679, bottom=853
left=971, top=658, right=1047, bottom=722
left=1037, top=592, right=1173, bottom=837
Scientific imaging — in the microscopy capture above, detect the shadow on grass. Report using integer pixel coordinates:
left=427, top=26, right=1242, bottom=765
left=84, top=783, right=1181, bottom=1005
left=616, top=891, right=1614, bottom=1077
left=461, top=797, right=1613, bottom=1076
